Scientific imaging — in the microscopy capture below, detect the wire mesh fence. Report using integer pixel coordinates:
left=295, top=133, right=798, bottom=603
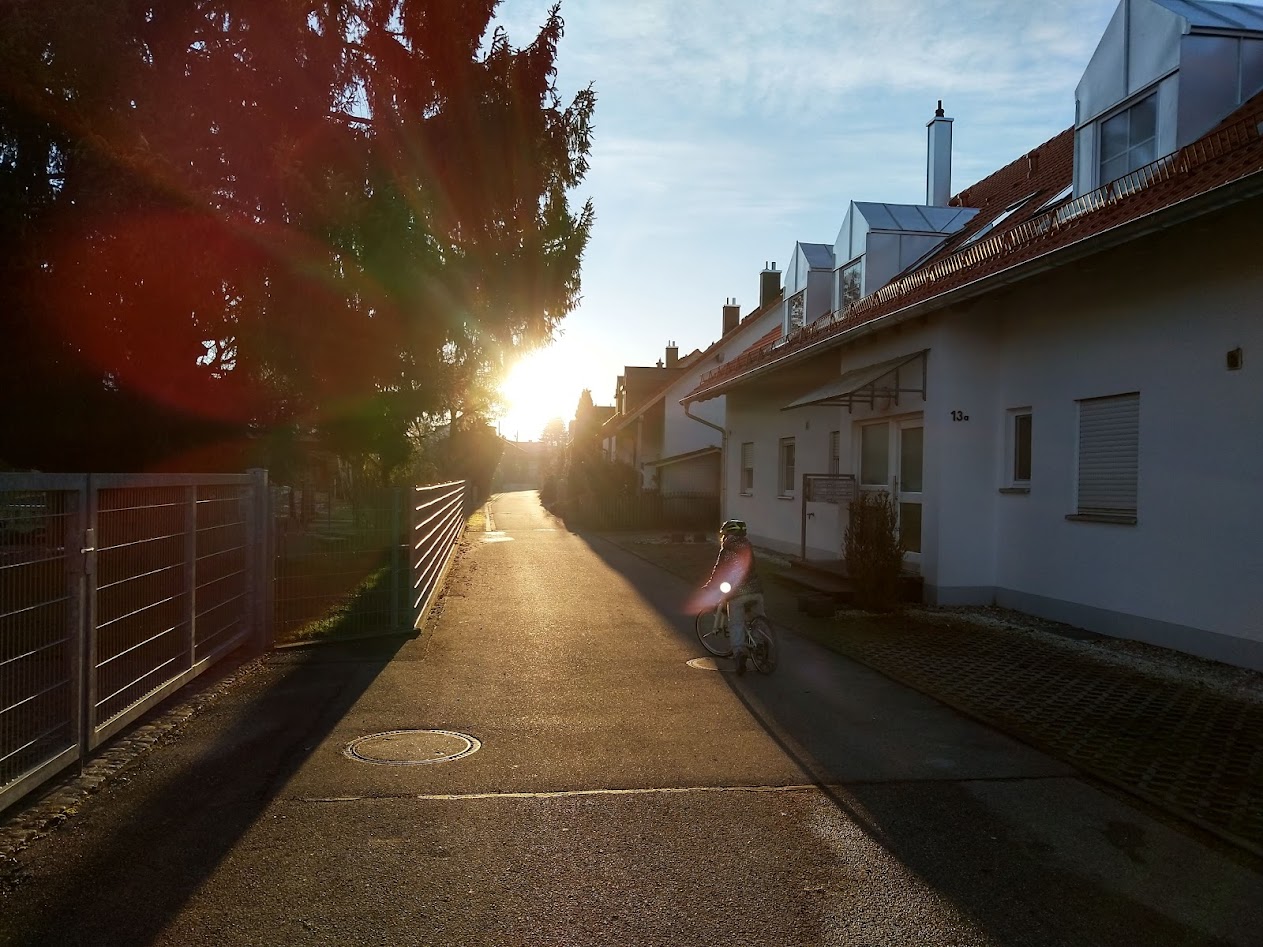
left=270, top=482, right=468, bottom=644
left=271, top=487, right=409, bottom=644
left=89, top=477, right=255, bottom=742
left=0, top=481, right=83, bottom=811
left=1, top=472, right=264, bottom=815
left=3, top=471, right=467, bottom=813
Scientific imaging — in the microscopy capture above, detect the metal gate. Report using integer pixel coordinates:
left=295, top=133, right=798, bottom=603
left=1, top=471, right=268, bottom=815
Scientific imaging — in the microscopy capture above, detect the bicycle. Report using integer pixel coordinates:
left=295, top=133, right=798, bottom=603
left=694, top=582, right=778, bottom=673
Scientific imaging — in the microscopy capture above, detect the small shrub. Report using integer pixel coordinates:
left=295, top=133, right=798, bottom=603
left=844, top=490, right=906, bottom=611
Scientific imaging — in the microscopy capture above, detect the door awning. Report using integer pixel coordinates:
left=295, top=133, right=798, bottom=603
left=782, top=350, right=927, bottom=411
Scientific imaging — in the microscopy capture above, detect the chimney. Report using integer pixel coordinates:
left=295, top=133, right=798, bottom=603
left=665, top=341, right=678, bottom=367
left=759, top=261, right=781, bottom=308
left=722, top=298, right=740, bottom=335
left=926, top=100, right=953, bottom=207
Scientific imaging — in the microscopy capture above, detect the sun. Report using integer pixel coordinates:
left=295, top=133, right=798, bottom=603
left=497, top=348, right=580, bottom=442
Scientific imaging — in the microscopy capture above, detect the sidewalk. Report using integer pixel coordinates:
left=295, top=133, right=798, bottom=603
left=602, top=532, right=1263, bottom=858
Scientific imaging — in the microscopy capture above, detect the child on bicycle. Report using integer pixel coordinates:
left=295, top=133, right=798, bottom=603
left=703, top=519, right=765, bottom=674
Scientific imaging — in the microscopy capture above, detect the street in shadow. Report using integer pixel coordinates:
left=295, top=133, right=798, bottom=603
left=577, top=529, right=1263, bottom=947
left=0, top=635, right=409, bottom=947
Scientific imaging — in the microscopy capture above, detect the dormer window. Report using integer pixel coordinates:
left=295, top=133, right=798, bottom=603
left=1099, top=92, right=1157, bottom=185
left=788, top=291, right=805, bottom=330
left=838, top=258, right=863, bottom=311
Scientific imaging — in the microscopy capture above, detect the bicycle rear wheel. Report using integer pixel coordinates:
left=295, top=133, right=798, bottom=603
left=748, top=616, right=778, bottom=673
left=695, top=610, right=732, bottom=657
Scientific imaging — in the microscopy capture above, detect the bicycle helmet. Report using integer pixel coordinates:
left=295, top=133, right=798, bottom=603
left=719, top=519, right=747, bottom=537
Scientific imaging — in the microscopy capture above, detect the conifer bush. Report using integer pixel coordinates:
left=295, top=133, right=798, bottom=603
left=844, top=490, right=907, bottom=611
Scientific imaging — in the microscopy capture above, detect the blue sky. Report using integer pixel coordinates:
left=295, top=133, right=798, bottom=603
left=493, top=0, right=1120, bottom=440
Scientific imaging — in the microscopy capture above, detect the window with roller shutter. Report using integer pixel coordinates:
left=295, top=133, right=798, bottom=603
left=1074, top=392, right=1139, bottom=523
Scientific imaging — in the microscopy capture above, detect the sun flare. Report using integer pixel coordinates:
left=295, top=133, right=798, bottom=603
left=498, top=348, right=581, bottom=442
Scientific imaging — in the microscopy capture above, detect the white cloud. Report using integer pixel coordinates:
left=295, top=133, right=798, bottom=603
left=554, top=0, right=1113, bottom=120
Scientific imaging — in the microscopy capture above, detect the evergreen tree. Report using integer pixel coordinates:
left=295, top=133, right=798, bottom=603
left=0, top=0, right=595, bottom=473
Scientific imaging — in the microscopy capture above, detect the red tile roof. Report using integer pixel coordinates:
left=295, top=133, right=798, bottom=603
left=686, top=91, right=1263, bottom=401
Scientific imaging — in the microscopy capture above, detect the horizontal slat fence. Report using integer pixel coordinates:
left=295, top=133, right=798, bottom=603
left=410, top=482, right=467, bottom=625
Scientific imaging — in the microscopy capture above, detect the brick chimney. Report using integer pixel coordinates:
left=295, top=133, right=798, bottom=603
left=759, top=262, right=780, bottom=309
left=722, top=299, right=740, bottom=335
left=665, top=341, right=678, bottom=366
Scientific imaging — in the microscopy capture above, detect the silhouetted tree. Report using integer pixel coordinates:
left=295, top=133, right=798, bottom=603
left=0, top=1, right=595, bottom=473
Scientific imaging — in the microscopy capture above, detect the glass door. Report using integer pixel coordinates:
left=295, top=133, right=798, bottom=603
left=856, top=417, right=923, bottom=569
left=895, top=420, right=923, bottom=568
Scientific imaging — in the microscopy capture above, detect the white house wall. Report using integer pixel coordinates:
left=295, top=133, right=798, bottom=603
left=664, top=392, right=722, bottom=459
left=660, top=454, right=720, bottom=494
left=983, top=216, right=1263, bottom=667
left=913, top=318, right=1003, bottom=602
left=724, top=390, right=841, bottom=559
left=662, top=306, right=783, bottom=463
left=724, top=198, right=1262, bottom=668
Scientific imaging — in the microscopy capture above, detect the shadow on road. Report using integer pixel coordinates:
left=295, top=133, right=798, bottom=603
left=575, top=529, right=1260, bottom=947
left=1, top=636, right=410, bottom=947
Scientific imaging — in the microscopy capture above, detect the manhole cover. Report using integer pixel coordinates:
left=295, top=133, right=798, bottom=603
left=344, top=729, right=481, bottom=765
left=687, top=657, right=720, bottom=671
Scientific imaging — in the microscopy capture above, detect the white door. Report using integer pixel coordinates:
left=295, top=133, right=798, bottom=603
left=857, top=416, right=924, bottom=570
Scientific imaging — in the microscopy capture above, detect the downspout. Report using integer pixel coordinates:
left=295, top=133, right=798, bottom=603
left=683, top=400, right=727, bottom=518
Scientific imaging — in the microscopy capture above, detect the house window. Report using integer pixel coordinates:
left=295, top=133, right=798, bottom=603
left=778, top=438, right=796, bottom=496
left=838, top=259, right=862, bottom=311
left=740, top=442, right=754, bottom=494
left=860, top=421, right=889, bottom=487
left=829, top=430, right=841, bottom=475
left=787, top=291, right=805, bottom=331
left=1074, top=393, right=1139, bottom=522
left=1007, top=409, right=1032, bottom=487
left=1099, top=93, right=1157, bottom=186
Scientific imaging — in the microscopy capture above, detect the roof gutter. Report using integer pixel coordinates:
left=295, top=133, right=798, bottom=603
left=684, top=167, right=1263, bottom=403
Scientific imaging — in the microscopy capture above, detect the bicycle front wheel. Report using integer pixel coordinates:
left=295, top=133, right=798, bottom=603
left=748, top=616, right=778, bottom=673
left=695, top=610, right=732, bottom=657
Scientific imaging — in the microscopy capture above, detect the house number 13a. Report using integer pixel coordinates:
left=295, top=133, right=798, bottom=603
left=951, top=410, right=970, bottom=422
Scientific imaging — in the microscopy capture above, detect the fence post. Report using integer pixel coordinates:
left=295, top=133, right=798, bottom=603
left=183, top=485, right=198, bottom=669
left=247, top=468, right=274, bottom=652
left=82, top=475, right=99, bottom=756
left=390, top=487, right=402, bottom=631
left=68, top=477, right=90, bottom=774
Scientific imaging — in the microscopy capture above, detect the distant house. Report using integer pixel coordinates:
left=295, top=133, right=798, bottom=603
left=600, top=272, right=783, bottom=498
left=683, top=0, right=1263, bottom=669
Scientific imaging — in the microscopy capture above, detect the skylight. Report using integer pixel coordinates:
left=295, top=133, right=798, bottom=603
left=961, top=193, right=1037, bottom=247
left=1036, top=183, right=1073, bottom=212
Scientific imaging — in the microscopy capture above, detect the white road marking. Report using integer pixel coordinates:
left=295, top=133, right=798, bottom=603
left=299, top=784, right=821, bottom=803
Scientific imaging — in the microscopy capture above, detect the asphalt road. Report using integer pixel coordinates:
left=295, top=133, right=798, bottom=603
left=1, top=489, right=1260, bottom=946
